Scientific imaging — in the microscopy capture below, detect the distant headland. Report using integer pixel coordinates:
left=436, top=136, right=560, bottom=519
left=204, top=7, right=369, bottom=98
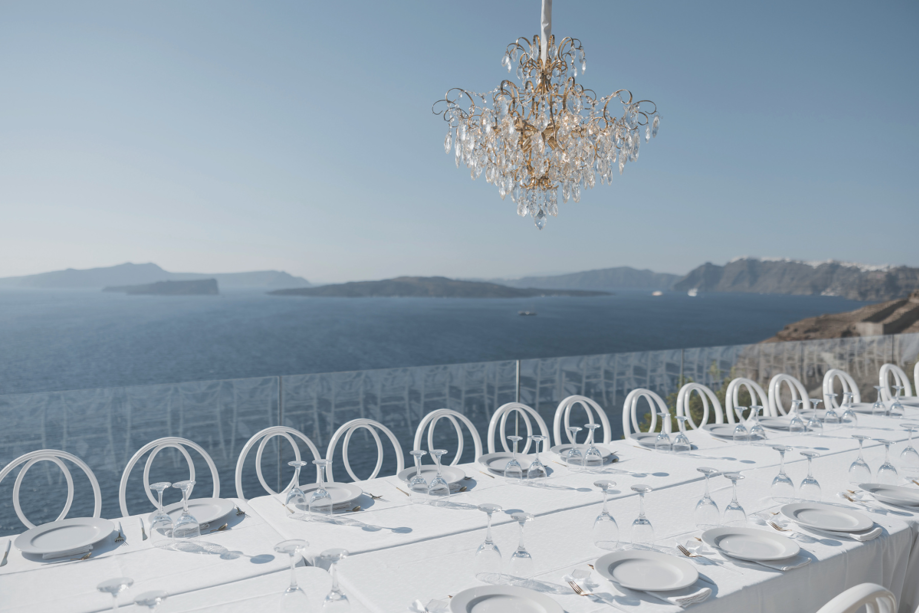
left=104, top=279, right=219, bottom=296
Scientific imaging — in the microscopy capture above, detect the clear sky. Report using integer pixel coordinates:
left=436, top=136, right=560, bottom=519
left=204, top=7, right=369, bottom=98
left=1, top=1, right=917, bottom=283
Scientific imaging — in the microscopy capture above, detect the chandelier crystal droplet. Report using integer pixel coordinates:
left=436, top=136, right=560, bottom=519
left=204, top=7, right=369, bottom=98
left=432, top=1, right=660, bottom=229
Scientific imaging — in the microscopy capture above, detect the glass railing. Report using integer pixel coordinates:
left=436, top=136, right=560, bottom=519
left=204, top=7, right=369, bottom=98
left=1, top=332, right=917, bottom=535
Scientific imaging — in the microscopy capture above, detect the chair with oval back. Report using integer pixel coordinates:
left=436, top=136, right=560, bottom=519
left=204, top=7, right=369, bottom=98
left=119, top=437, right=221, bottom=518
left=553, top=395, right=611, bottom=446
left=822, top=368, right=861, bottom=407
left=235, top=426, right=322, bottom=500
left=879, top=363, right=914, bottom=402
left=675, top=383, right=723, bottom=429
left=413, top=408, right=483, bottom=466
left=486, top=402, right=550, bottom=454
left=0, top=450, right=102, bottom=530
left=725, top=377, right=770, bottom=421
left=815, top=583, right=896, bottom=613
left=767, top=374, right=810, bottom=417
left=325, top=418, right=405, bottom=482
left=621, top=389, right=671, bottom=439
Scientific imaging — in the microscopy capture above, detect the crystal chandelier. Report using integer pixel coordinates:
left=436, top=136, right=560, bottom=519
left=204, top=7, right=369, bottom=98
left=433, top=0, right=660, bottom=229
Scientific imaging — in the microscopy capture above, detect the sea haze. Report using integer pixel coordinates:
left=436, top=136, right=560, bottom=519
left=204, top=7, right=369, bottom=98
left=0, top=288, right=865, bottom=396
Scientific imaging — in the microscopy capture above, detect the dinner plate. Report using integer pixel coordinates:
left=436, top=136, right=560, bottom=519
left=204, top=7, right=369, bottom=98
left=859, top=483, right=919, bottom=507
left=759, top=417, right=791, bottom=431
left=702, top=527, right=800, bottom=561
left=300, top=482, right=363, bottom=506
left=154, top=497, right=236, bottom=526
left=449, top=585, right=563, bottom=613
left=702, top=424, right=741, bottom=440
left=842, top=403, right=902, bottom=415
left=478, top=452, right=536, bottom=475
left=633, top=433, right=698, bottom=451
left=15, top=517, right=115, bottom=556
left=550, top=443, right=615, bottom=462
left=595, top=549, right=698, bottom=591
left=397, top=465, right=466, bottom=487
left=781, top=502, right=874, bottom=533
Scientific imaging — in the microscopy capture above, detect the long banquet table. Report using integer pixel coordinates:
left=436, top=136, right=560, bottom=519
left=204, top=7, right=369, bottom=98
left=2, top=413, right=918, bottom=613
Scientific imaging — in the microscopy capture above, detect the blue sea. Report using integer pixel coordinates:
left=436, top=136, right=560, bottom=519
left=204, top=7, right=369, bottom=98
left=0, top=288, right=866, bottom=396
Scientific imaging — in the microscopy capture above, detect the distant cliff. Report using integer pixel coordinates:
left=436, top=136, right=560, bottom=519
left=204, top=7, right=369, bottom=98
left=497, top=266, right=680, bottom=291
left=673, top=258, right=919, bottom=301
left=104, top=279, right=219, bottom=296
left=270, top=276, right=611, bottom=298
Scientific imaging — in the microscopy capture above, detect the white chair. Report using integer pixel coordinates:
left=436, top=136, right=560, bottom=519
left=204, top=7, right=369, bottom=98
left=823, top=368, right=861, bottom=406
left=413, top=408, right=483, bottom=466
left=120, top=437, right=221, bottom=517
left=487, top=402, right=550, bottom=454
left=815, top=583, right=896, bottom=613
left=879, top=363, right=914, bottom=401
left=675, top=383, right=723, bottom=429
left=325, top=418, right=405, bottom=482
left=915, top=360, right=919, bottom=396
left=622, top=389, right=671, bottom=438
left=725, top=377, right=770, bottom=420
left=553, top=395, right=612, bottom=446
left=767, top=374, right=810, bottom=416
left=0, top=450, right=102, bottom=529
left=235, top=426, right=322, bottom=500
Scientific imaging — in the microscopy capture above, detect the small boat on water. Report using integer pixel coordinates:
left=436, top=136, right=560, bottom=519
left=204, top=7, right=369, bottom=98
left=652, top=291, right=663, bottom=297
left=518, top=311, right=537, bottom=316
left=688, top=288, right=699, bottom=297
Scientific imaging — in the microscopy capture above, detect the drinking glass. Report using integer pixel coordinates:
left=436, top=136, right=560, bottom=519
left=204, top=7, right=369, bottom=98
left=722, top=473, right=745, bottom=527
left=890, top=386, right=905, bottom=417
left=408, top=450, right=428, bottom=502
left=508, top=512, right=535, bottom=578
left=526, top=435, right=548, bottom=480
left=654, top=412, right=671, bottom=452
left=98, top=578, right=134, bottom=611
left=565, top=426, right=584, bottom=472
left=876, top=439, right=899, bottom=485
left=770, top=445, right=796, bottom=503
left=872, top=386, right=887, bottom=416
left=748, top=406, right=766, bottom=442
left=475, top=503, right=503, bottom=575
left=823, top=394, right=841, bottom=430
left=285, top=460, right=309, bottom=515
left=630, top=484, right=654, bottom=549
left=788, top=399, right=806, bottom=433
left=732, top=407, right=749, bottom=444
left=672, top=417, right=691, bottom=453
left=694, top=467, right=720, bottom=530
left=849, top=435, right=873, bottom=485
left=805, top=399, right=824, bottom=435
left=504, top=436, right=524, bottom=482
left=171, top=480, right=200, bottom=546
left=592, top=480, right=619, bottom=550
left=149, top=481, right=173, bottom=545
left=320, top=548, right=350, bottom=611
left=840, top=392, right=858, bottom=428
left=309, top=460, right=333, bottom=517
left=799, top=450, right=821, bottom=501
left=134, top=591, right=168, bottom=611
left=428, top=449, right=451, bottom=500
left=275, top=539, right=311, bottom=612
left=584, top=424, right=604, bottom=469
left=900, top=423, right=919, bottom=477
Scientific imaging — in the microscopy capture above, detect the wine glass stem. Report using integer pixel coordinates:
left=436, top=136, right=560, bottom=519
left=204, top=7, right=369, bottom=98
left=485, top=512, right=494, bottom=544
left=779, top=452, right=785, bottom=474
left=414, top=457, right=422, bottom=480
left=517, top=523, right=526, bottom=551
left=703, top=475, right=710, bottom=497
left=330, top=562, right=341, bottom=594
left=638, top=492, right=646, bottom=518
left=292, top=466, right=300, bottom=490
left=317, top=465, right=326, bottom=489
left=181, top=489, right=189, bottom=514
left=288, top=552, right=298, bottom=590
left=807, top=458, right=813, bottom=479
left=112, top=595, right=118, bottom=612
left=157, top=490, right=164, bottom=511
left=602, top=490, right=609, bottom=514
left=731, top=482, right=738, bottom=504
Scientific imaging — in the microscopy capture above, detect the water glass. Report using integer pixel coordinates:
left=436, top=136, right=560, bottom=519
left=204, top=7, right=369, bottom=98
left=788, top=399, right=806, bottom=433
left=475, top=503, right=503, bottom=575
left=799, top=450, right=821, bottom=501
left=876, top=439, right=899, bottom=485
left=630, top=484, right=654, bottom=549
left=526, top=435, right=548, bottom=480
left=672, top=417, right=691, bottom=453
left=823, top=394, right=841, bottom=430
left=592, top=480, right=619, bottom=550
left=891, top=386, right=905, bottom=417
left=408, top=450, right=428, bottom=502
left=770, top=445, right=795, bottom=503
left=508, top=512, right=535, bottom=578
left=872, top=386, right=887, bottom=416
left=900, top=423, right=919, bottom=477
left=565, top=426, right=584, bottom=472
left=285, top=460, right=309, bottom=515
left=275, top=539, right=311, bottom=612
left=428, top=449, right=451, bottom=500
left=149, top=481, right=173, bottom=545
left=504, top=436, right=524, bottom=482
left=654, top=412, right=671, bottom=452
left=722, top=473, right=745, bottom=527
left=171, top=480, right=200, bottom=546
left=320, top=548, right=350, bottom=611
left=584, top=424, right=604, bottom=469
left=849, top=435, right=872, bottom=485
left=134, top=591, right=168, bottom=611
left=310, top=460, right=334, bottom=517
left=732, top=407, right=749, bottom=444
left=748, top=406, right=766, bottom=442
left=805, top=399, right=823, bottom=435
left=97, top=577, right=134, bottom=611
left=840, top=392, right=858, bottom=428
left=694, top=467, right=720, bottom=530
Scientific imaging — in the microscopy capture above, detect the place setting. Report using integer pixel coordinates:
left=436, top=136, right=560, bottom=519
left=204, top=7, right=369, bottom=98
left=478, top=434, right=556, bottom=480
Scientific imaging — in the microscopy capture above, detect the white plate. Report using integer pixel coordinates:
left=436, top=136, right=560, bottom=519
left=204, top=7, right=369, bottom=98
left=702, top=527, right=800, bottom=561
left=595, top=550, right=699, bottom=591
left=859, top=483, right=919, bottom=507
left=397, top=465, right=466, bottom=487
left=844, top=403, right=901, bottom=415
left=550, top=444, right=615, bottom=462
left=450, top=585, right=563, bottom=613
left=300, top=482, right=363, bottom=506
left=15, top=517, right=114, bottom=556
left=702, top=424, right=741, bottom=440
left=759, top=417, right=791, bottom=431
left=781, top=502, right=874, bottom=533
left=153, top=497, right=236, bottom=527
left=632, top=432, right=698, bottom=451
left=478, top=452, right=535, bottom=475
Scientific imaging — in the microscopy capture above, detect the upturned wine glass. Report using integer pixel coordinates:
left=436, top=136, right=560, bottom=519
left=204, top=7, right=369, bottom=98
left=849, top=435, right=873, bottom=485
left=320, top=548, right=350, bottom=611
left=891, top=386, right=905, bottom=417
left=654, top=412, right=671, bottom=452
left=149, top=481, right=173, bottom=545
left=872, top=386, right=887, bottom=416
left=285, top=460, right=309, bottom=515
left=840, top=392, right=858, bottom=428
left=799, top=450, right=821, bottom=501
left=526, top=435, right=548, bottom=480
left=508, top=512, right=535, bottom=578
left=275, top=539, right=311, bottom=612
left=592, top=480, right=619, bottom=550
left=876, top=439, right=899, bottom=484
left=475, top=503, right=503, bottom=575
left=408, top=450, right=428, bottom=502
left=694, top=467, right=720, bottom=530
left=732, top=406, right=749, bottom=444
left=309, top=459, right=333, bottom=517
left=723, top=473, right=746, bottom=527
left=748, top=406, right=767, bottom=442
left=672, top=417, right=691, bottom=453
left=770, top=445, right=796, bottom=503
left=428, top=449, right=451, bottom=500
left=134, top=591, right=168, bottom=611
left=630, top=484, right=654, bottom=549
left=823, top=394, right=841, bottom=430
left=565, top=426, right=584, bottom=472
left=584, top=424, right=604, bottom=469
left=788, top=399, right=806, bottom=433
left=805, top=399, right=824, bottom=435
left=98, top=577, right=134, bottom=611
left=503, top=436, right=524, bottom=482
left=171, top=480, right=200, bottom=546
left=900, top=423, right=919, bottom=477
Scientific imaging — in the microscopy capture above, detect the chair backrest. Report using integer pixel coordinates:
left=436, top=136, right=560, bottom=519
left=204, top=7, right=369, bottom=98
left=553, top=396, right=612, bottom=446
left=120, top=437, right=221, bottom=517
left=675, top=383, right=723, bottom=429
left=413, top=408, right=483, bottom=466
left=326, top=418, right=405, bottom=482
left=725, top=377, right=770, bottom=420
left=487, top=402, right=550, bottom=454
left=235, top=426, right=322, bottom=500
left=815, top=582, right=896, bottom=613
left=0, top=450, right=102, bottom=529
left=767, top=374, right=810, bottom=416
left=915, top=361, right=919, bottom=397
left=622, top=389, right=671, bottom=438
left=823, top=369, right=861, bottom=406
left=879, top=363, right=913, bottom=401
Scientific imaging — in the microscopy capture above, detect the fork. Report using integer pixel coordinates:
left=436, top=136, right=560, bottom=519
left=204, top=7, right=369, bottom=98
left=114, top=522, right=125, bottom=543
left=1, top=540, right=10, bottom=567
left=367, top=493, right=385, bottom=500
left=207, top=523, right=228, bottom=534
left=567, top=579, right=593, bottom=597
left=912, top=480, right=919, bottom=487
left=139, top=518, right=147, bottom=541
left=676, top=543, right=717, bottom=564
left=350, top=506, right=361, bottom=513
left=235, top=505, right=246, bottom=516
left=768, top=520, right=791, bottom=532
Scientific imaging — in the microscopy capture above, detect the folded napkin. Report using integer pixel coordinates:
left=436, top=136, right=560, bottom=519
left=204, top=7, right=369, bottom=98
left=645, top=585, right=712, bottom=607
left=41, top=545, right=92, bottom=560
left=408, top=598, right=449, bottom=613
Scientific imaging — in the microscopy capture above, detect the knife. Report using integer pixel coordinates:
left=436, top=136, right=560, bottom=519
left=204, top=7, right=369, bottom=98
left=1, top=540, right=10, bottom=566
left=42, top=545, right=93, bottom=560
left=140, top=518, right=147, bottom=541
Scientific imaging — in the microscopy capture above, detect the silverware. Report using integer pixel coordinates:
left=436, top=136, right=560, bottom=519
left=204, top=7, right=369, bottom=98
left=71, top=551, right=92, bottom=562
left=394, top=486, right=410, bottom=497
left=207, top=523, right=228, bottom=534
left=140, top=519, right=147, bottom=541
left=768, top=520, right=791, bottom=532
left=912, top=480, right=919, bottom=487
left=567, top=579, right=598, bottom=599
left=459, top=486, right=467, bottom=492
left=463, top=476, right=473, bottom=481
left=1, top=540, right=10, bottom=567
left=368, top=493, right=385, bottom=500
left=478, top=470, right=496, bottom=479
left=114, top=522, right=125, bottom=543
left=676, top=543, right=716, bottom=563
left=350, top=506, right=361, bottom=513
left=235, top=505, right=246, bottom=516
left=281, top=503, right=294, bottom=514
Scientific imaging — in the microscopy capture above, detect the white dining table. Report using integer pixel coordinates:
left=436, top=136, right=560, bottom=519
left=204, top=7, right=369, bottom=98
left=1, top=412, right=917, bottom=613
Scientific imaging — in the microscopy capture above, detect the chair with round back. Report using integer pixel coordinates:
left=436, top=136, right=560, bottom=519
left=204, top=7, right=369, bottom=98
left=487, top=402, right=551, bottom=454
left=0, top=450, right=102, bottom=530
left=822, top=368, right=861, bottom=407
left=675, top=383, right=723, bottom=429
left=879, top=363, right=914, bottom=402
left=325, top=418, right=405, bottom=482
left=815, top=583, right=896, bottom=613
left=767, top=374, right=810, bottom=417
left=235, top=426, right=322, bottom=500
left=553, top=395, right=611, bottom=446
left=413, top=408, right=483, bottom=466
left=622, top=389, right=671, bottom=439
left=119, top=437, right=221, bottom=517
left=724, top=377, right=770, bottom=421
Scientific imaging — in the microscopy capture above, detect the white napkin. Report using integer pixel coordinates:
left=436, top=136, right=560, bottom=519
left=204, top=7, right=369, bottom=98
left=41, top=545, right=92, bottom=560
left=645, top=585, right=712, bottom=607
left=407, top=598, right=449, bottom=612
